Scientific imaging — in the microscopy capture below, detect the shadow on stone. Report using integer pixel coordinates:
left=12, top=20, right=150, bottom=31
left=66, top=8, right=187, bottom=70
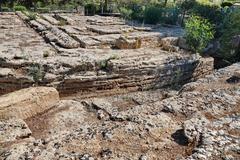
left=171, top=129, right=188, bottom=146
left=226, top=76, right=240, bottom=84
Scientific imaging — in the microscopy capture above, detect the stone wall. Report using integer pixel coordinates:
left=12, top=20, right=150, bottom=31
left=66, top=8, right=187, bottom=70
left=58, top=56, right=213, bottom=96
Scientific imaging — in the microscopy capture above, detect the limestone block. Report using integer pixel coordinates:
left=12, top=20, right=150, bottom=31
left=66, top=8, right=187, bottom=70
left=115, top=37, right=142, bottom=49
left=0, top=87, right=59, bottom=120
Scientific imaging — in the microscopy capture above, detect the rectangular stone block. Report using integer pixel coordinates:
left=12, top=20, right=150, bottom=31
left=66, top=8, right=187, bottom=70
left=0, top=87, right=59, bottom=120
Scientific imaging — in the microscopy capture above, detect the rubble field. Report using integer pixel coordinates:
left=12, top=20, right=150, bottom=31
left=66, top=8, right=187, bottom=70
left=0, top=12, right=239, bottom=160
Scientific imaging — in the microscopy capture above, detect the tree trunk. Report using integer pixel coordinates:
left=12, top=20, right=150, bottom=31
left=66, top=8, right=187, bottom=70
left=104, top=0, right=108, bottom=13
left=181, top=10, right=186, bottom=26
left=0, top=0, right=2, bottom=12
left=10, top=0, right=14, bottom=10
left=164, top=0, right=168, bottom=6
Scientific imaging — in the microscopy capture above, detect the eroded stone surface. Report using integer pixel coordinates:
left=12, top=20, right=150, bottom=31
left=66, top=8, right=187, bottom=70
left=0, top=12, right=214, bottom=97
left=0, top=63, right=239, bottom=160
left=0, top=87, right=59, bottom=119
left=1, top=11, right=239, bottom=160
left=0, top=119, right=32, bottom=143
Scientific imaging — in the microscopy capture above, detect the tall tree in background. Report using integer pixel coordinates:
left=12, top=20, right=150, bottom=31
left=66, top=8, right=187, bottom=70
left=0, top=0, right=2, bottom=11
left=10, top=0, right=14, bottom=9
left=164, top=0, right=168, bottom=6
left=104, top=0, right=108, bottom=12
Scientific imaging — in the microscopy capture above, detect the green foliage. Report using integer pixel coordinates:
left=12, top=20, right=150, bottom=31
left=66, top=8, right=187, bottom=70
left=28, top=64, right=45, bottom=83
left=185, top=15, right=215, bottom=53
left=180, top=0, right=197, bottom=11
left=85, top=3, right=98, bottom=16
left=58, top=19, right=68, bottom=26
left=25, top=11, right=37, bottom=20
left=98, top=55, right=118, bottom=70
left=144, top=6, right=162, bottom=24
left=192, top=2, right=223, bottom=25
left=1, top=7, right=11, bottom=12
left=162, top=7, right=180, bottom=25
left=36, top=7, right=50, bottom=13
left=143, top=5, right=180, bottom=25
left=119, top=7, right=133, bottom=20
left=128, top=4, right=145, bottom=21
left=14, top=5, right=27, bottom=11
left=220, top=9, right=240, bottom=62
left=221, top=2, right=233, bottom=8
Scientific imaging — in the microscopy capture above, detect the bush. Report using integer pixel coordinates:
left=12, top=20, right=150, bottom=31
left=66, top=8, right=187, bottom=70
left=14, top=5, right=27, bottom=12
left=85, top=3, right=98, bottom=16
left=192, top=3, right=223, bottom=25
left=36, top=8, right=50, bottom=13
left=28, top=64, right=45, bottom=83
left=24, top=11, right=37, bottom=20
left=221, top=2, right=233, bottom=8
left=162, top=7, right=180, bottom=25
left=130, top=4, right=145, bottom=21
left=220, top=9, right=240, bottom=62
left=143, top=5, right=180, bottom=25
left=144, top=6, right=162, bottom=24
left=180, top=0, right=197, bottom=11
left=1, top=7, right=11, bottom=12
left=28, top=13, right=37, bottom=20
left=185, top=15, right=215, bottom=53
left=119, top=7, right=133, bottom=20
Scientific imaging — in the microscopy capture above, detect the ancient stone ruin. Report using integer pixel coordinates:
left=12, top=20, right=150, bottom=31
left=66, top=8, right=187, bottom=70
left=0, top=12, right=239, bottom=160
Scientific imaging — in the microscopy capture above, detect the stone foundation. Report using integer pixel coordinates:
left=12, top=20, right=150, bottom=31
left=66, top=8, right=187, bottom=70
left=0, top=12, right=213, bottom=97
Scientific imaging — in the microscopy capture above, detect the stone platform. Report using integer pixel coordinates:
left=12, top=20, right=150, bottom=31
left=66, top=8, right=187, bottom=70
left=0, top=11, right=239, bottom=160
left=0, top=12, right=213, bottom=97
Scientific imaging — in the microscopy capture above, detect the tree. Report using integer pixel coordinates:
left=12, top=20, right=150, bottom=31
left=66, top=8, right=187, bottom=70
left=220, top=9, right=240, bottom=63
left=180, top=0, right=196, bottom=25
left=104, top=0, right=108, bottom=12
left=185, top=15, right=215, bottom=53
left=0, top=0, right=2, bottom=11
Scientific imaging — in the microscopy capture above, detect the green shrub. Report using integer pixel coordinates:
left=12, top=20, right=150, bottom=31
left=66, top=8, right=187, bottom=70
left=14, top=5, right=27, bottom=12
left=144, top=6, right=162, bottom=24
left=192, top=3, right=223, bottom=25
left=185, top=15, right=215, bottom=53
left=180, top=0, right=197, bottom=11
left=26, top=12, right=37, bottom=20
left=220, top=9, right=240, bottom=62
left=130, top=5, right=145, bottom=21
left=1, top=7, right=11, bottom=12
left=85, top=3, right=98, bottom=16
left=28, top=64, right=45, bottom=83
left=162, top=7, right=180, bottom=25
left=37, top=8, right=50, bottom=13
left=221, top=2, right=233, bottom=8
left=36, top=1, right=45, bottom=8
left=48, top=4, right=59, bottom=10
left=119, top=7, right=133, bottom=20
left=179, top=0, right=197, bottom=25
left=59, top=19, right=67, bottom=26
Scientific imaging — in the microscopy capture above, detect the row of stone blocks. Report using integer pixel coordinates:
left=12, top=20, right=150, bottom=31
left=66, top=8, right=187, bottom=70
left=58, top=57, right=214, bottom=96
left=0, top=57, right=214, bottom=97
